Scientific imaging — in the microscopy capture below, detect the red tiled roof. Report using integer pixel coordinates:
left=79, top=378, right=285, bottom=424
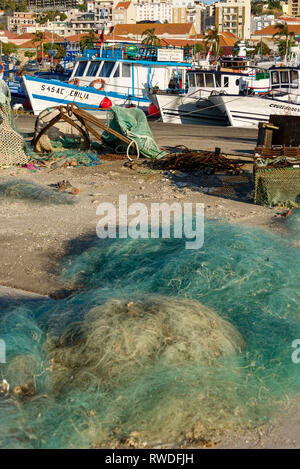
left=0, top=30, right=19, bottom=39
left=278, top=15, right=300, bottom=22
left=253, top=24, right=300, bottom=36
left=113, top=22, right=194, bottom=36
left=115, top=1, right=131, bottom=9
left=219, top=31, right=238, bottom=47
left=65, top=32, right=91, bottom=41
left=18, top=40, right=36, bottom=49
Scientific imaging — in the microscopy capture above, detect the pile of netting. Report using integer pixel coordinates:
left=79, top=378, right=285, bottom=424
left=1, top=215, right=300, bottom=448
left=255, top=167, right=300, bottom=207
left=102, top=106, right=165, bottom=159
left=0, top=80, right=28, bottom=168
left=0, top=179, right=76, bottom=204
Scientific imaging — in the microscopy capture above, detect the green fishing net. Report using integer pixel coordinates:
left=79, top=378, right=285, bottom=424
left=255, top=167, right=300, bottom=207
left=102, top=106, right=165, bottom=159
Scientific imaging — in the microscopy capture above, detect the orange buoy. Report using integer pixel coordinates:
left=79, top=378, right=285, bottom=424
left=90, top=78, right=106, bottom=90
left=100, top=97, right=112, bottom=109
left=147, top=103, right=159, bottom=117
left=69, top=78, right=80, bottom=86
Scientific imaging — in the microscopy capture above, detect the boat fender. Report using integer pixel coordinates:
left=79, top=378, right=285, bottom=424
left=69, top=78, right=80, bottom=86
left=90, top=79, right=106, bottom=90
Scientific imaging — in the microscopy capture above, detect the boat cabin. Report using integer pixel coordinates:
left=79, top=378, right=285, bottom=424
left=219, top=57, right=249, bottom=73
left=187, top=69, right=245, bottom=96
left=70, top=44, right=191, bottom=99
left=270, top=66, right=299, bottom=90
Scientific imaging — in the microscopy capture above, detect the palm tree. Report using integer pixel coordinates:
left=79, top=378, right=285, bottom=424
left=32, top=31, right=45, bottom=63
left=80, top=29, right=97, bottom=52
left=141, top=28, right=161, bottom=46
left=273, top=22, right=295, bottom=62
left=204, top=28, right=221, bottom=58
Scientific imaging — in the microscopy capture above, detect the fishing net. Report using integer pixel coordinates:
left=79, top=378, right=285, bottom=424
left=0, top=179, right=76, bottom=204
left=1, top=216, right=300, bottom=448
left=31, top=108, right=101, bottom=167
left=102, top=106, right=165, bottom=159
left=255, top=167, right=300, bottom=207
left=49, top=296, right=245, bottom=394
left=0, top=80, right=28, bottom=168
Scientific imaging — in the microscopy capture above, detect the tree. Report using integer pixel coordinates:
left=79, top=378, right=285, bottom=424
left=278, top=38, right=295, bottom=56
left=251, top=2, right=263, bottom=15
left=15, top=0, right=27, bottom=11
left=141, top=28, right=161, bottom=46
left=43, top=42, right=65, bottom=59
left=32, top=31, right=45, bottom=61
left=78, top=3, right=87, bottom=11
left=254, top=41, right=271, bottom=55
left=80, top=30, right=97, bottom=52
left=268, top=0, right=282, bottom=10
left=2, top=42, right=18, bottom=55
left=205, top=28, right=221, bottom=58
left=273, top=22, right=295, bottom=60
left=24, top=50, right=35, bottom=58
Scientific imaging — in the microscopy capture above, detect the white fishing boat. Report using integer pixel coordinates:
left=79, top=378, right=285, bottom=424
left=150, top=65, right=270, bottom=125
left=209, top=66, right=300, bottom=128
left=22, top=43, right=192, bottom=116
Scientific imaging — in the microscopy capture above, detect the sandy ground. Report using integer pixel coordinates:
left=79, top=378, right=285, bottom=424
left=0, top=116, right=279, bottom=296
left=0, top=115, right=296, bottom=449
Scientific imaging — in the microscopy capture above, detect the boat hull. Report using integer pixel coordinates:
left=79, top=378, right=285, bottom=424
left=22, top=75, right=150, bottom=116
left=209, top=94, right=300, bottom=128
left=151, top=92, right=228, bottom=126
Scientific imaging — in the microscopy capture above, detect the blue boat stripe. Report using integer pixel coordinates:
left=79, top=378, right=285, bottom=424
left=32, top=94, right=103, bottom=108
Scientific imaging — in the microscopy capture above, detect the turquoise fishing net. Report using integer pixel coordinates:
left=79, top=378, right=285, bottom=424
left=30, top=137, right=101, bottom=168
left=1, top=214, right=300, bottom=448
left=0, top=179, right=76, bottom=204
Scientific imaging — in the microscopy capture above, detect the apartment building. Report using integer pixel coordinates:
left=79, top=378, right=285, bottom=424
left=251, top=14, right=275, bottom=33
left=135, top=0, right=172, bottom=23
left=112, top=2, right=136, bottom=25
left=288, top=0, right=300, bottom=16
left=25, top=0, right=79, bottom=10
left=215, top=0, right=251, bottom=39
left=8, top=11, right=37, bottom=33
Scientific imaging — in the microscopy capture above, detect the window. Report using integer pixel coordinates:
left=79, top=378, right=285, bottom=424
left=113, top=64, right=120, bottom=77
left=215, top=74, right=221, bottom=87
left=280, top=71, right=289, bottom=83
left=188, top=73, right=196, bottom=87
left=76, top=61, right=88, bottom=76
left=223, top=76, right=229, bottom=87
left=290, top=70, right=298, bottom=87
left=196, top=73, right=205, bottom=87
left=87, top=61, right=100, bottom=77
left=100, top=61, right=115, bottom=77
left=122, top=63, right=131, bottom=77
left=271, top=71, right=279, bottom=85
left=205, top=73, right=214, bottom=87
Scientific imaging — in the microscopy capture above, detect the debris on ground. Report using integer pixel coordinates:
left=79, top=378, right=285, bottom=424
left=54, top=180, right=72, bottom=192
left=274, top=209, right=292, bottom=218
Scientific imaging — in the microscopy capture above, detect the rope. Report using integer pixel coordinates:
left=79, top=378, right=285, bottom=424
left=126, top=139, right=139, bottom=162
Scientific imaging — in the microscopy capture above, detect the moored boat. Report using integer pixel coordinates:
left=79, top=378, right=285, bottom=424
left=22, top=43, right=193, bottom=116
